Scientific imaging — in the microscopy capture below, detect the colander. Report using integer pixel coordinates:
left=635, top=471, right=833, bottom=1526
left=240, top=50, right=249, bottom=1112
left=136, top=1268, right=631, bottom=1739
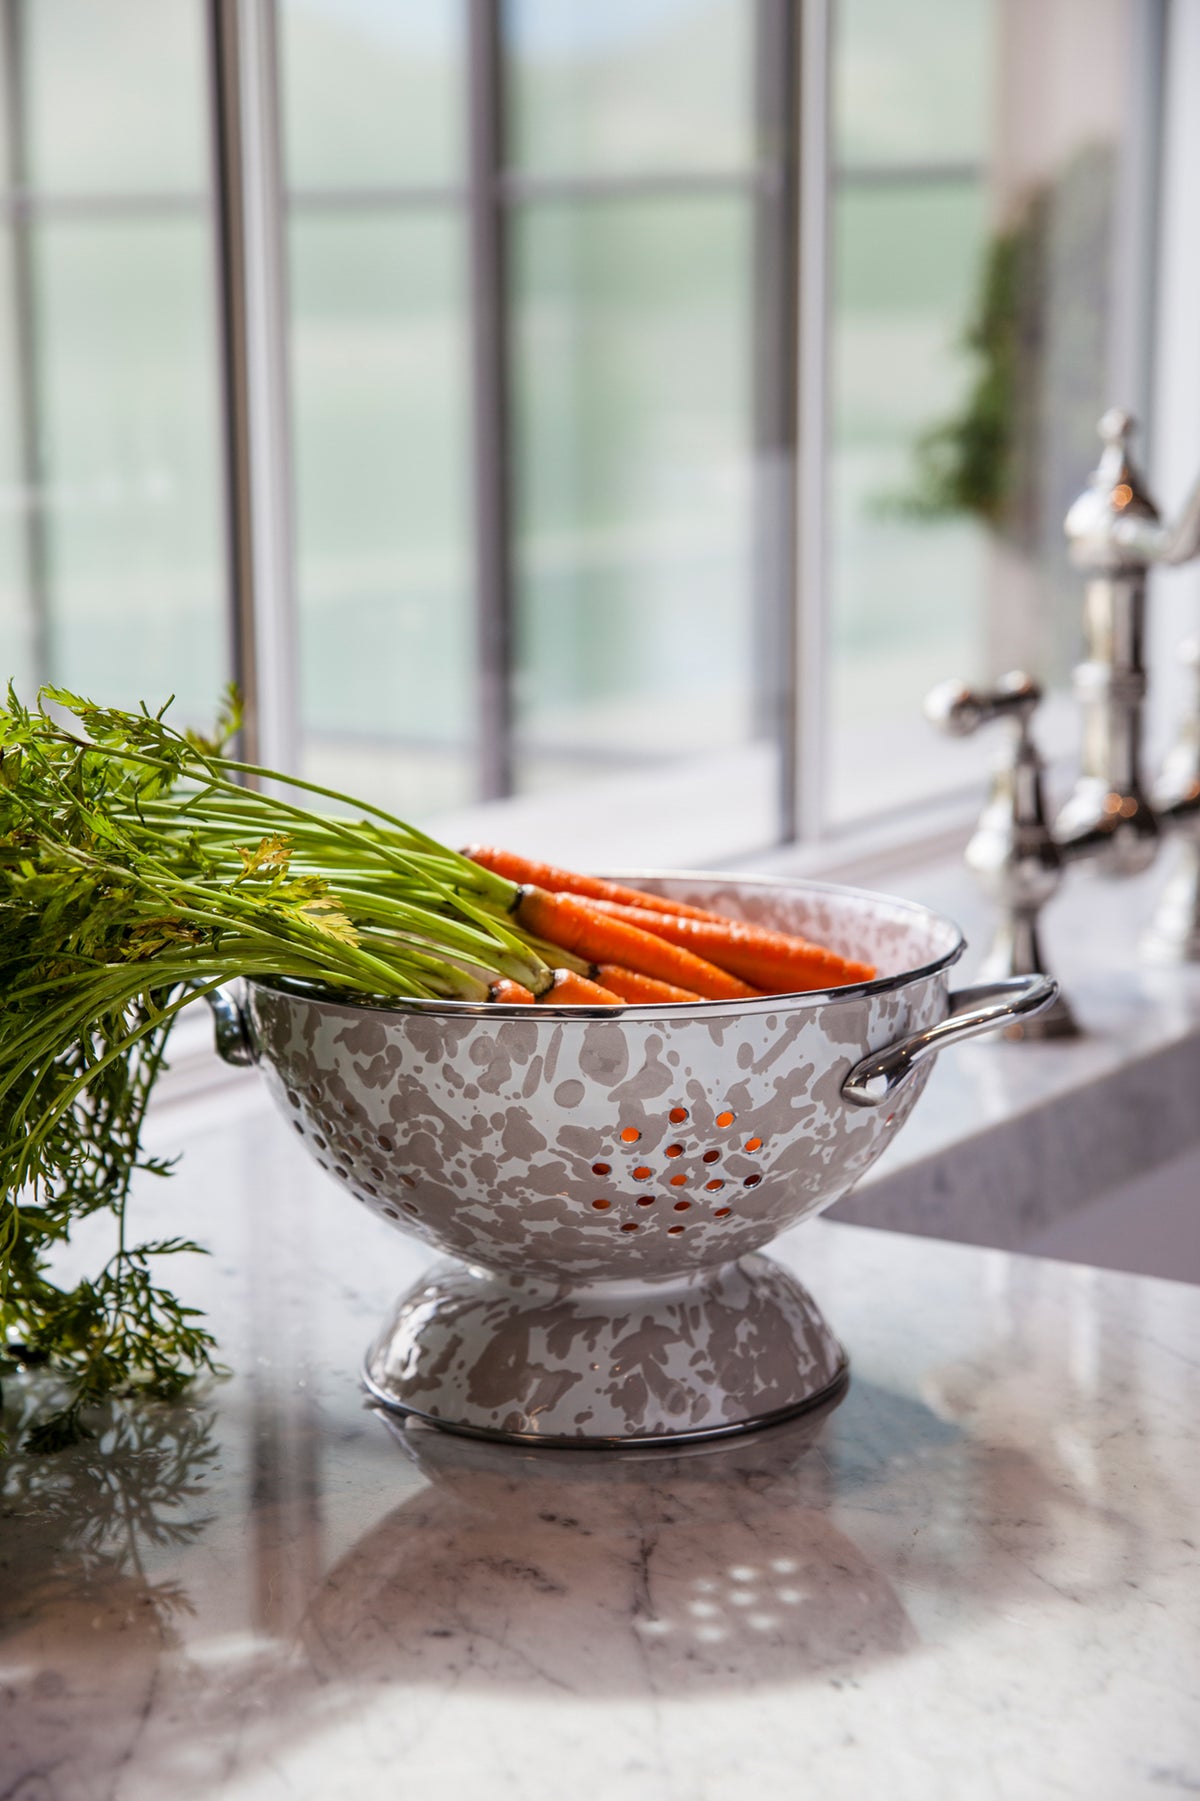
left=209, top=874, right=1053, bottom=1445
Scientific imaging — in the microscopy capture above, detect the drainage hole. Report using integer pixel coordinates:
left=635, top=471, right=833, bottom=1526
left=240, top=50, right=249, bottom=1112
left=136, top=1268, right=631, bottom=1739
left=620, top=1221, right=640, bottom=1233
left=592, top=1162, right=611, bottom=1176
left=716, top=1110, right=735, bottom=1128
left=669, top=1106, right=689, bottom=1123
left=591, top=1199, right=612, bottom=1211
left=702, top=1149, right=721, bottom=1164
left=669, top=1172, right=687, bottom=1188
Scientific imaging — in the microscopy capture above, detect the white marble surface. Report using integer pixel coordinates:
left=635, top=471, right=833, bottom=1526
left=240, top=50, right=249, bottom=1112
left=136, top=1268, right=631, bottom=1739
left=3, top=1086, right=1199, bottom=1800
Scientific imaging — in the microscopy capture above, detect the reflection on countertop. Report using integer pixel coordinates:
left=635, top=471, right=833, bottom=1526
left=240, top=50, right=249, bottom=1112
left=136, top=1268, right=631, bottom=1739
left=1, top=1088, right=1198, bottom=1800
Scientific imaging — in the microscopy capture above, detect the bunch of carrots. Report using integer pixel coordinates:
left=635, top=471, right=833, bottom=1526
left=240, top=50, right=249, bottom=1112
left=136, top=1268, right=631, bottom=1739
left=462, top=847, right=875, bottom=1006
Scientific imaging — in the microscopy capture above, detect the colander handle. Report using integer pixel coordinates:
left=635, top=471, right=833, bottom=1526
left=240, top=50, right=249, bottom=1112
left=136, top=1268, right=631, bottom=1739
left=841, top=974, right=1058, bottom=1109
left=203, top=982, right=256, bottom=1068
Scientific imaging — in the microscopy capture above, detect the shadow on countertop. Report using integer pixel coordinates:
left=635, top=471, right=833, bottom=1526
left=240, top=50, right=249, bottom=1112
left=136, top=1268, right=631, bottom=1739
left=0, top=1367, right=1147, bottom=1799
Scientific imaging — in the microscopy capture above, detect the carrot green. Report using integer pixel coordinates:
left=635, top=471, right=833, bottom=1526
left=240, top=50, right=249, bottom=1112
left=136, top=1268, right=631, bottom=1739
left=0, top=686, right=531, bottom=1452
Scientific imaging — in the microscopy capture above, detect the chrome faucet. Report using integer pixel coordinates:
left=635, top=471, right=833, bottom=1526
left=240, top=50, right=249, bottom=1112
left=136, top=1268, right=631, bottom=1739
left=926, top=411, right=1200, bottom=1037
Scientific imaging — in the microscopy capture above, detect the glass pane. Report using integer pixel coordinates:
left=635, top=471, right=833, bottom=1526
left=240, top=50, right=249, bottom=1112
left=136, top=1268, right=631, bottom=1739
left=828, top=180, right=989, bottom=822
left=506, top=0, right=754, bottom=177
left=34, top=219, right=226, bottom=726
left=835, top=0, right=993, bottom=168
left=827, top=0, right=1145, bottom=825
left=280, top=0, right=464, bottom=191
left=512, top=196, right=763, bottom=801
left=288, top=212, right=474, bottom=816
left=25, top=0, right=209, bottom=194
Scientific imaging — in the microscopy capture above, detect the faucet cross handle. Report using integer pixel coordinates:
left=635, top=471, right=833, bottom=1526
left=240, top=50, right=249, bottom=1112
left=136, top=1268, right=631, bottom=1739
left=924, top=672, right=1080, bottom=1039
left=924, top=670, right=1041, bottom=740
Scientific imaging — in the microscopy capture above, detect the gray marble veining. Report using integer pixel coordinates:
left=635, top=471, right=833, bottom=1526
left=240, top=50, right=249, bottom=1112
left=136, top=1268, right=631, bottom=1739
left=2, top=1087, right=1198, bottom=1799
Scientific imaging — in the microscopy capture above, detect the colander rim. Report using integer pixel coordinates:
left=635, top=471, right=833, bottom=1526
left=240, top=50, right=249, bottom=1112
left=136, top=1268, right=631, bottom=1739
left=246, top=871, right=967, bottom=1022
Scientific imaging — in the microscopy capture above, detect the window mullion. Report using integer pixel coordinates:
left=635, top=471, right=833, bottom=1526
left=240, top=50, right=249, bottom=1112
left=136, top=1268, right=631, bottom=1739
left=466, top=0, right=515, bottom=802
left=793, top=0, right=833, bottom=845
left=2, top=0, right=50, bottom=690
left=207, top=0, right=298, bottom=777
left=753, top=0, right=801, bottom=847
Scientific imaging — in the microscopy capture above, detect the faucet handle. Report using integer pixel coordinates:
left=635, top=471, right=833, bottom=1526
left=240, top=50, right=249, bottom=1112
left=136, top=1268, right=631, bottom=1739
left=924, top=671, right=1041, bottom=738
left=925, top=671, right=1079, bottom=1038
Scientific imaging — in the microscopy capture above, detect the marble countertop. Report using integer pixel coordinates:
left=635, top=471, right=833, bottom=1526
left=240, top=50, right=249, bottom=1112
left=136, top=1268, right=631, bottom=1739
left=3, top=1086, right=1198, bottom=1800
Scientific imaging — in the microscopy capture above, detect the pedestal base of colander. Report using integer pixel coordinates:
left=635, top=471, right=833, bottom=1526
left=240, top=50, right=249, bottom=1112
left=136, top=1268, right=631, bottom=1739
left=361, top=1253, right=848, bottom=1447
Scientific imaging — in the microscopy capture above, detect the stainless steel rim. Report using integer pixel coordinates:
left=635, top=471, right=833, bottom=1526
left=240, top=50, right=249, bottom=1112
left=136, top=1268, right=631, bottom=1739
left=360, top=1354, right=851, bottom=1451
left=252, top=870, right=966, bottom=1023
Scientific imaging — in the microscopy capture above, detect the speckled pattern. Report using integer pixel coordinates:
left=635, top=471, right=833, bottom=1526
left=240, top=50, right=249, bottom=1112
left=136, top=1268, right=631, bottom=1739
left=241, top=877, right=963, bottom=1440
left=245, top=880, right=959, bottom=1284
left=363, top=1255, right=847, bottom=1442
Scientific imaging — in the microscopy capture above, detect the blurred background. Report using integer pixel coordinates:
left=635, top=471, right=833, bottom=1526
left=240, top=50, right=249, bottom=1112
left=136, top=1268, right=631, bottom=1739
left=0, top=0, right=1194, bottom=865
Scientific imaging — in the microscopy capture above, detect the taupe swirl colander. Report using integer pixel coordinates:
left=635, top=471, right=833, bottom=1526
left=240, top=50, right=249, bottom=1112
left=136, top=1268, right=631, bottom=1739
left=210, top=874, right=1053, bottom=1445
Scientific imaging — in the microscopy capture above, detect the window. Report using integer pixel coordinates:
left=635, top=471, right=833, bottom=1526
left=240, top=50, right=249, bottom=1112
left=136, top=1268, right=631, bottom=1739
left=0, top=0, right=225, bottom=724
left=278, top=0, right=795, bottom=862
left=0, top=0, right=1169, bottom=868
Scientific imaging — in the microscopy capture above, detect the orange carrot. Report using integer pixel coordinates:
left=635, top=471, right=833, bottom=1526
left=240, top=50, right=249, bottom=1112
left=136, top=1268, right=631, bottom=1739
left=584, top=899, right=876, bottom=993
left=513, top=887, right=757, bottom=1001
left=465, top=845, right=720, bottom=921
left=594, top=964, right=705, bottom=1004
left=490, top=978, right=536, bottom=1004
left=543, top=968, right=623, bottom=1005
